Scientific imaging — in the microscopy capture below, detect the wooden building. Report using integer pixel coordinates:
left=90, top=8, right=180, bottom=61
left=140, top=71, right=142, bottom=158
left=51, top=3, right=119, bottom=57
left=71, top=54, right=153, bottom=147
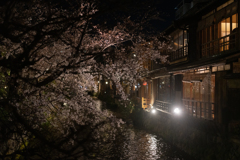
left=142, top=0, right=240, bottom=130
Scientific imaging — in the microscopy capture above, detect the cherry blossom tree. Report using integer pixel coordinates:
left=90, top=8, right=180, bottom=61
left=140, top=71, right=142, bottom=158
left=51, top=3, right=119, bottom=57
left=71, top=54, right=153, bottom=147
left=0, top=0, right=170, bottom=159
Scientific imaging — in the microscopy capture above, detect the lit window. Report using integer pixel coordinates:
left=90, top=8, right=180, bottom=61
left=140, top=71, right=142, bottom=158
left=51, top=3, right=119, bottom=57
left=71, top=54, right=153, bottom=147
left=225, top=64, right=231, bottom=70
left=218, top=65, right=224, bottom=71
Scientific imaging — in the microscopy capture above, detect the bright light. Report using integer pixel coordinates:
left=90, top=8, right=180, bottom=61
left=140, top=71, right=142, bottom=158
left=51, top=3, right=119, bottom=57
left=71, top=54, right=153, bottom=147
left=151, top=109, right=156, bottom=114
left=135, top=85, right=137, bottom=88
left=133, top=54, right=136, bottom=57
left=105, top=81, right=108, bottom=84
left=4, top=86, right=7, bottom=89
left=98, top=81, right=100, bottom=83
left=173, top=108, right=181, bottom=114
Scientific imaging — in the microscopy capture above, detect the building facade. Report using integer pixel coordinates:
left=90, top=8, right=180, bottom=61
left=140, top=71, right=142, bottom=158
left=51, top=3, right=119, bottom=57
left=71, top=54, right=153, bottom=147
left=141, top=0, right=240, bottom=131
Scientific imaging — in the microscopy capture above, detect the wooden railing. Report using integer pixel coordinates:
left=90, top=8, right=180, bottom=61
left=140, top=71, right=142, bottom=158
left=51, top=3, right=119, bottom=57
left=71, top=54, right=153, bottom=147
left=154, top=100, right=172, bottom=113
left=182, top=99, right=214, bottom=120
left=142, top=97, right=150, bottom=110
left=154, top=99, right=215, bottom=121
left=170, top=46, right=188, bottom=61
left=201, top=32, right=238, bottom=58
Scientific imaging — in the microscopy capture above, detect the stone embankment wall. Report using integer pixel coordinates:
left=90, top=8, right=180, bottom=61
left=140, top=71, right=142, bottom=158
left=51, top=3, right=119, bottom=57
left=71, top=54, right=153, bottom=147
left=132, top=110, right=240, bottom=160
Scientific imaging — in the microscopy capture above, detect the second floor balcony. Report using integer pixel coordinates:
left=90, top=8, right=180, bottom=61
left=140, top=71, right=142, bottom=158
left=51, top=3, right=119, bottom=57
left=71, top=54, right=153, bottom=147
left=170, top=46, right=188, bottom=62
left=201, top=31, right=238, bottom=58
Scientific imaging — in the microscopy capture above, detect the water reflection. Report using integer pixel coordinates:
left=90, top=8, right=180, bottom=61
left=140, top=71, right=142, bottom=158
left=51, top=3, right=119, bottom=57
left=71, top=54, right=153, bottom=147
left=147, top=135, right=158, bottom=159
left=113, top=128, right=188, bottom=160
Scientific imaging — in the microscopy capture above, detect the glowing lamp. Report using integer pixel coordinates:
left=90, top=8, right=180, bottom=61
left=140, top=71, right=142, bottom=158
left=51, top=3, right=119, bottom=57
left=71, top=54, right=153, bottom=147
left=143, top=81, right=147, bottom=86
left=151, top=109, right=156, bottom=114
left=173, top=107, right=181, bottom=115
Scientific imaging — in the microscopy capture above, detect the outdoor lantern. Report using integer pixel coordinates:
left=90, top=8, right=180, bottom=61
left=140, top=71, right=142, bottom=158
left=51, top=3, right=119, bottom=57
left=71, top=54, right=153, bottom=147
left=106, top=81, right=108, bottom=84
left=151, top=108, right=156, bottom=114
left=173, top=107, right=181, bottom=115
left=143, top=81, right=147, bottom=86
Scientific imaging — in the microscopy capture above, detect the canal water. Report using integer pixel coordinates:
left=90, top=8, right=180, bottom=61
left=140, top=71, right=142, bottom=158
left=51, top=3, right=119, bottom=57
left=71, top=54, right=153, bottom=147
left=111, top=127, right=192, bottom=160
left=94, top=99, right=193, bottom=160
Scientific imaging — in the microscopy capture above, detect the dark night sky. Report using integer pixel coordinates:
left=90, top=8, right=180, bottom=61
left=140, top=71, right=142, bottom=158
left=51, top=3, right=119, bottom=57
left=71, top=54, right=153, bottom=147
left=0, top=0, right=183, bottom=33
left=153, top=0, right=183, bottom=31
left=96, top=0, right=184, bottom=33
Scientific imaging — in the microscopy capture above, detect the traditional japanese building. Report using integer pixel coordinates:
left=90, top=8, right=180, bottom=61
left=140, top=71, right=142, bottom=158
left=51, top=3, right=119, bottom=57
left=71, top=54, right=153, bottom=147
left=141, top=0, right=240, bottom=131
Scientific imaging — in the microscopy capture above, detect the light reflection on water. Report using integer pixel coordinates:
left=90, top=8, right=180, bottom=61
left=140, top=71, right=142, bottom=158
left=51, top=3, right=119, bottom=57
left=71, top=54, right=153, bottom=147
left=113, top=128, right=187, bottom=160
left=147, top=135, right=159, bottom=159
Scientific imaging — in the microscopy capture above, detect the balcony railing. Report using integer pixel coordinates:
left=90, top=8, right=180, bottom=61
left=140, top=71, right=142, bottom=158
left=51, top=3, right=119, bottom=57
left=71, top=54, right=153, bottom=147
left=154, top=99, right=215, bottom=121
left=170, top=46, right=188, bottom=61
left=182, top=99, right=214, bottom=120
left=201, top=32, right=238, bottom=58
left=154, top=100, right=172, bottom=113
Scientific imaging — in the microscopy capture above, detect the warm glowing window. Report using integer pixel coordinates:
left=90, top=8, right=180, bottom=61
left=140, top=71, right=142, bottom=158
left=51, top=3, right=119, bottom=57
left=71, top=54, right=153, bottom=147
left=219, top=17, right=231, bottom=37
left=199, top=0, right=238, bottom=58
left=219, top=14, right=238, bottom=37
left=179, top=31, right=183, bottom=48
left=173, top=34, right=179, bottom=50
left=184, top=30, right=188, bottom=46
left=218, top=13, right=238, bottom=51
left=172, top=30, right=188, bottom=51
left=232, top=14, right=238, bottom=31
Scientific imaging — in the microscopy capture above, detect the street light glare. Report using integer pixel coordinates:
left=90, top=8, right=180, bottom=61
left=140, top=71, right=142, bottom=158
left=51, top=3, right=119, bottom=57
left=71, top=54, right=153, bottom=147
left=173, top=108, right=181, bottom=114
left=151, top=109, right=156, bottom=114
